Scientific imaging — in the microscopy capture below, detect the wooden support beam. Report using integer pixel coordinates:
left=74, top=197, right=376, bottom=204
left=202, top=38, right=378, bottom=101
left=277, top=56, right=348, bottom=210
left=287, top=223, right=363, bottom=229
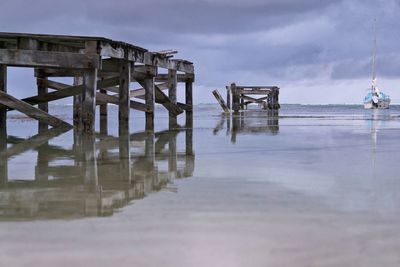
left=168, top=69, right=178, bottom=128
left=231, top=83, right=240, bottom=113
left=73, top=76, right=83, bottom=127
left=82, top=41, right=99, bottom=133
left=0, top=65, right=6, bottom=138
left=118, top=60, right=131, bottom=128
left=144, top=53, right=194, bottom=73
left=0, top=49, right=100, bottom=69
left=155, top=73, right=195, bottom=83
left=185, top=81, right=193, bottom=127
left=143, top=76, right=155, bottom=130
left=38, top=78, right=149, bottom=112
left=226, top=86, right=231, bottom=110
left=99, top=81, right=108, bottom=135
left=212, top=90, right=230, bottom=113
left=36, top=70, right=48, bottom=132
left=0, top=91, right=72, bottom=129
left=137, top=80, right=183, bottom=116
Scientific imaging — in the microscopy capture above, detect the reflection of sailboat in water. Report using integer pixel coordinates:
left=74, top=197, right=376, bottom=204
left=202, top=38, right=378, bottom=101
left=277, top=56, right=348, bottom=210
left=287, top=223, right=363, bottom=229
left=364, top=20, right=390, bottom=109
left=0, top=128, right=194, bottom=220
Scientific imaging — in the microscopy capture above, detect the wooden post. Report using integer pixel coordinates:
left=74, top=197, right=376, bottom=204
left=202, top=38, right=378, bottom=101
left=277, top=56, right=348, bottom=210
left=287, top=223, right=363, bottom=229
left=73, top=76, right=83, bottom=128
left=212, top=90, right=230, bottom=113
left=119, top=60, right=131, bottom=132
left=185, top=80, right=193, bottom=127
left=0, top=65, right=7, bottom=187
left=82, top=41, right=99, bottom=133
left=226, top=86, right=231, bottom=110
left=168, top=69, right=177, bottom=129
left=0, top=65, right=6, bottom=139
left=231, top=83, right=240, bottom=113
left=36, top=70, right=48, bottom=133
left=240, top=94, right=244, bottom=110
left=143, top=75, right=155, bottom=131
left=99, top=78, right=108, bottom=135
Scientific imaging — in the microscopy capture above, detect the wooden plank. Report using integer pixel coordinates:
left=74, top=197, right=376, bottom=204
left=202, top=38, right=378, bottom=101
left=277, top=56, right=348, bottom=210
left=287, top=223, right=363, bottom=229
left=155, top=73, right=195, bottom=83
left=0, top=49, right=100, bottom=69
left=212, top=90, right=230, bottom=113
left=130, top=82, right=168, bottom=99
left=0, top=91, right=72, bottom=129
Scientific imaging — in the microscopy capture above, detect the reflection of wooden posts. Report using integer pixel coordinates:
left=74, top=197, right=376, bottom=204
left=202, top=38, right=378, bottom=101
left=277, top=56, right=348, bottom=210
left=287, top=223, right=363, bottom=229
left=185, top=79, right=193, bottom=127
left=231, top=115, right=239, bottom=144
left=168, top=131, right=177, bottom=177
left=36, top=70, right=48, bottom=133
left=168, top=69, right=178, bottom=128
left=144, top=74, right=155, bottom=131
left=184, top=128, right=194, bottom=177
left=119, top=128, right=131, bottom=182
left=35, top=144, right=49, bottom=182
left=82, top=134, right=98, bottom=186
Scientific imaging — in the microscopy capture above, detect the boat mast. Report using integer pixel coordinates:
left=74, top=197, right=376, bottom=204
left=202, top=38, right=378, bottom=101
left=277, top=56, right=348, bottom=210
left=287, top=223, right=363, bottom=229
left=372, top=19, right=377, bottom=93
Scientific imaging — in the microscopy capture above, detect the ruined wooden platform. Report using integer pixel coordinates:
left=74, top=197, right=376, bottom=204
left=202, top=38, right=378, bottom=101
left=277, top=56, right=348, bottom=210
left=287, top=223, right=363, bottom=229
left=0, top=32, right=195, bottom=135
left=213, top=83, right=280, bottom=112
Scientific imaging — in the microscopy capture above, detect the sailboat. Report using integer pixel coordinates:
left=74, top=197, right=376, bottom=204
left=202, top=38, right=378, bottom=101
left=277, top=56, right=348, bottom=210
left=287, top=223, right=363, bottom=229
left=364, top=20, right=390, bottom=109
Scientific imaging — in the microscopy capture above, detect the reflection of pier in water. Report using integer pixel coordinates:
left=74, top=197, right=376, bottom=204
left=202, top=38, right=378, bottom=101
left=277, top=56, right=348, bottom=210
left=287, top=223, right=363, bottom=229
left=213, top=110, right=279, bottom=143
left=0, top=128, right=194, bottom=220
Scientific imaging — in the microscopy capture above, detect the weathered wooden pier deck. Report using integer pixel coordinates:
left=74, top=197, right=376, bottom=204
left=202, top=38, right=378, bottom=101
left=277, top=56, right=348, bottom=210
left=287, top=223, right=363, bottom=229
left=213, top=83, right=280, bottom=112
left=0, top=32, right=195, bottom=135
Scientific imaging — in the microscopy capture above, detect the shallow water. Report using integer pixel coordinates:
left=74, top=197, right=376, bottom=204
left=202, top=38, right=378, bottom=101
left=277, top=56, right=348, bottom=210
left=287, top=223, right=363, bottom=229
left=1, top=104, right=400, bottom=266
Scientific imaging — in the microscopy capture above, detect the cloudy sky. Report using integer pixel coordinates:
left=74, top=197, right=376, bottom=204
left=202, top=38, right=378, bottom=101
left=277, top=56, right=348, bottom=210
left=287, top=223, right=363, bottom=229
left=1, top=0, right=399, bottom=104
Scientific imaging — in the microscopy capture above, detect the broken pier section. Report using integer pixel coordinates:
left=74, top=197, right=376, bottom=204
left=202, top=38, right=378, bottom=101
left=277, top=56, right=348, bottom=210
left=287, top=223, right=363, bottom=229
left=213, top=83, right=280, bottom=112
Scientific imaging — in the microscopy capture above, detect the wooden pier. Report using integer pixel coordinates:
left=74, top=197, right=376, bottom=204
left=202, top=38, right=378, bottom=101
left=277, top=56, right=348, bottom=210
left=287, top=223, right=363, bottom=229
left=213, top=83, right=280, bottom=112
left=0, top=32, right=195, bottom=134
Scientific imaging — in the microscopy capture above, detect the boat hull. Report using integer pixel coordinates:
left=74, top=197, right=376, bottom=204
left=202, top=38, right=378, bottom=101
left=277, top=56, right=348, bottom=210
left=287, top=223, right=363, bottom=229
left=364, top=100, right=390, bottom=109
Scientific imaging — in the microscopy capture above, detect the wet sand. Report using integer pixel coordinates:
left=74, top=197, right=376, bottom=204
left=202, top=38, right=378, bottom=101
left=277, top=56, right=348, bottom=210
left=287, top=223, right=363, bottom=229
left=1, top=105, right=400, bottom=266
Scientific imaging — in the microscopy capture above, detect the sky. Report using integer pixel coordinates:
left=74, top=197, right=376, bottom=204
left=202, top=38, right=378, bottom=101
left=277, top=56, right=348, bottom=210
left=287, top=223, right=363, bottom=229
left=1, top=0, right=400, bottom=104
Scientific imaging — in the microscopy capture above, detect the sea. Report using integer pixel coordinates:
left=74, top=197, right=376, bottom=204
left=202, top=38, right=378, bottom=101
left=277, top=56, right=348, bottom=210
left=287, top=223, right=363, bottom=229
left=1, top=104, right=400, bottom=266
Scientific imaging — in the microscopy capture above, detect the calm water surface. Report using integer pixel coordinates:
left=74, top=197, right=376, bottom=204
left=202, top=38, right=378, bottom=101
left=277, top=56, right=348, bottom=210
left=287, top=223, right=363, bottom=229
left=1, top=104, right=400, bottom=266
